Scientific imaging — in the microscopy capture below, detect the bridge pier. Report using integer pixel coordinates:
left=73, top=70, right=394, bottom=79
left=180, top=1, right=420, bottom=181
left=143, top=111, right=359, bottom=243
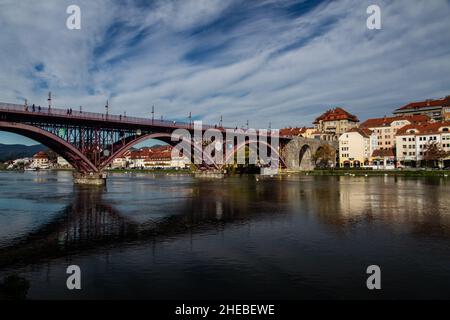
left=194, top=170, right=226, bottom=179
left=73, top=172, right=107, bottom=186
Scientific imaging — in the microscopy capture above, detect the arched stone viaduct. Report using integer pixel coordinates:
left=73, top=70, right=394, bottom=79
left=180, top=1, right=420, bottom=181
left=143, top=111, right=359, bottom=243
left=281, top=137, right=338, bottom=171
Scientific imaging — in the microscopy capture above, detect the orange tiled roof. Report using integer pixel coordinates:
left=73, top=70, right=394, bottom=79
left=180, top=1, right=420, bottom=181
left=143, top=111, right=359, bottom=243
left=360, top=115, right=429, bottom=128
left=395, top=96, right=450, bottom=112
left=279, top=127, right=310, bottom=136
left=345, top=127, right=373, bottom=138
left=128, top=145, right=173, bottom=160
left=313, top=107, right=359, bottom=124
left=372, top=148, right=395, bottom=158
left=396, top=121, right=450, bottom=135
left=33, top=151, right=48, bottom=159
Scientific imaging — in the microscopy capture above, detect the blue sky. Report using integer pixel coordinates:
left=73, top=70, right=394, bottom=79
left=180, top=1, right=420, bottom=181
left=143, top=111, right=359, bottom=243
left=1, top=0, right=450, bottom=145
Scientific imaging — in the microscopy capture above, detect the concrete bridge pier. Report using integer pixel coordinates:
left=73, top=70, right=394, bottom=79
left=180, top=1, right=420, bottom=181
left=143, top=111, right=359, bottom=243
left=194, top=170, right=226, bottom=179
left=73, top=171, right=107, bottom=186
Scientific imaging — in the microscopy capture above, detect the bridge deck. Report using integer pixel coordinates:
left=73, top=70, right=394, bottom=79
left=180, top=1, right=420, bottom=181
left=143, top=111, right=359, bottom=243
left=0, top=101, right=291, bottom=140
left=0, top=102, right=211, bottom=130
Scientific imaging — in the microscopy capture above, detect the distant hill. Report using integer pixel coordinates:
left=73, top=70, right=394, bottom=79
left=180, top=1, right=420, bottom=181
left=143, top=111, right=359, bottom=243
left=0, top=143, right=46, bottom=162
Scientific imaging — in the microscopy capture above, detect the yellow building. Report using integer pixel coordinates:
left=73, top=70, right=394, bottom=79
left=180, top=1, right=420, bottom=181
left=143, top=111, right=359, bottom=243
left=339, top=128, right=377, bottom=167
left=444, top=106, right=450, bottom=121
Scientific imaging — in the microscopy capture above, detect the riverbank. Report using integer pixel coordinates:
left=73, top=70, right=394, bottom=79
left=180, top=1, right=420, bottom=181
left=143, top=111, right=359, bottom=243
left=106, top=168, right=193, bottom=174
left=0, top=168, right=193, bottom=174
left=2, top=167, right=450, bottom=177
left=289, top=169, right=450, bottom=177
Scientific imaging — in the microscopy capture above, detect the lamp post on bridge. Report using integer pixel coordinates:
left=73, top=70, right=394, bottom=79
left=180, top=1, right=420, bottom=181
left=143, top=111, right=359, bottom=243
left=105, top=100, right=109, bottom=119
left=219, top=115, right=223, bottom=128
left=189, top=111, right=192, bottom=128
left=47, top=92, right=52, bottom=113
left=151, top=105, right=154, bottom=124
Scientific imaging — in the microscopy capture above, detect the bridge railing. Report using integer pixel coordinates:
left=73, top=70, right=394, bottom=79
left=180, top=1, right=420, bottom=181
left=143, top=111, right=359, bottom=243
left=0, top=102, right=222, bottom=131
left=0, top=102, right=286, bottom=138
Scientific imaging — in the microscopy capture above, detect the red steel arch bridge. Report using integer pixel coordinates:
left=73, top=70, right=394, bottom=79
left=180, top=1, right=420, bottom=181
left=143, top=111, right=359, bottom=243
left=0, top=101, right=289, bottom=183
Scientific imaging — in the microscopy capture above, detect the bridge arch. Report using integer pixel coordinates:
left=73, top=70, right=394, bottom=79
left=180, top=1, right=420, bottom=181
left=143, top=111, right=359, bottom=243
left=223, top=139, right=286, bottom=168
left=98, top=132, right=219, bottom=171
left=298, top=144, right=313, bottom=170
left=0, top=121, right=97, bottom=173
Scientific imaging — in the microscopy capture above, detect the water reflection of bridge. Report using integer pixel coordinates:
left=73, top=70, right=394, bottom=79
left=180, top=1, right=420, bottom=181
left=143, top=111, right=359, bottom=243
left=1, top=176, right=449, bottom=268
left=0, top=184, right=266, bottom=267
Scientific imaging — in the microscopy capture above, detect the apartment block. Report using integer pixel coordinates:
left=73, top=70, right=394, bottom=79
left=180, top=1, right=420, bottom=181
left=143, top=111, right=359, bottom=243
left=395, top=121, right=450, bottom=167
left=393, top=96, right=450, bottom=121
left=360, top=115, right=429, bottom=150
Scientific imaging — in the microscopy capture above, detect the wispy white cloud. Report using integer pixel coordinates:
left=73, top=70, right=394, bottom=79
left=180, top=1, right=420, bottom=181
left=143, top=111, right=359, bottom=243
left=1, top=0, right=450, bottom=145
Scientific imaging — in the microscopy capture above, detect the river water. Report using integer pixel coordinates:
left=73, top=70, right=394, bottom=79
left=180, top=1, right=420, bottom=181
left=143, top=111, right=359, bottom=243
left=0, top=170, right=449, bottom=299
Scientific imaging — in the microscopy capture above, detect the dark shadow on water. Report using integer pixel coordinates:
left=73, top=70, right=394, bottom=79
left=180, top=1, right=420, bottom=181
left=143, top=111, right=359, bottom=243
left=0, top=274, right=30, bottom=300
left=2, top=176, right=450, bottom=269
left=0, top=181, right=281, bottom=269
left=1, top=175, right=450, bottom=299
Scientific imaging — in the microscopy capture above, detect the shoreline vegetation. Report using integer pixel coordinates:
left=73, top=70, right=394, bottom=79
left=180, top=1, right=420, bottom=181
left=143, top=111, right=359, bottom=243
left=0, top=167, right=450, bottom=177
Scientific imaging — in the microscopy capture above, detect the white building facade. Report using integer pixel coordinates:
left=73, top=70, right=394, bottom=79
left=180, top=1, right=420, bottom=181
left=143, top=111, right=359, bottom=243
left=396, top=122, right=450, bottom=167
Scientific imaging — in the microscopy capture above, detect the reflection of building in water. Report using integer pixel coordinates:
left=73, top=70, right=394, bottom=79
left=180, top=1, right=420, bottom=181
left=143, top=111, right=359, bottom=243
left=288, top=176, right=450, bottom=236
left=337, top=176, right=450, bottom=227
left=338, top=177, right=372, bottom=216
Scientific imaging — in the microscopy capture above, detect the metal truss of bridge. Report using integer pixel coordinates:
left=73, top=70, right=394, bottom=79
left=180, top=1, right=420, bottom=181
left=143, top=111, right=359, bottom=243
left=0, top=101, right=287, bottom=183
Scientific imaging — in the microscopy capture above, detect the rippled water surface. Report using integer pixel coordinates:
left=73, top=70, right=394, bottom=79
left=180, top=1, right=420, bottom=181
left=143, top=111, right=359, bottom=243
left=1, top=171, right=450, bottom=299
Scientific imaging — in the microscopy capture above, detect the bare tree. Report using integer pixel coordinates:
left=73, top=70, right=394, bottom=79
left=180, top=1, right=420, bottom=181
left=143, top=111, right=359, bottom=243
left=422, top=142, right=449, bottom=168
left=312, top=144, right=336, bottom=168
